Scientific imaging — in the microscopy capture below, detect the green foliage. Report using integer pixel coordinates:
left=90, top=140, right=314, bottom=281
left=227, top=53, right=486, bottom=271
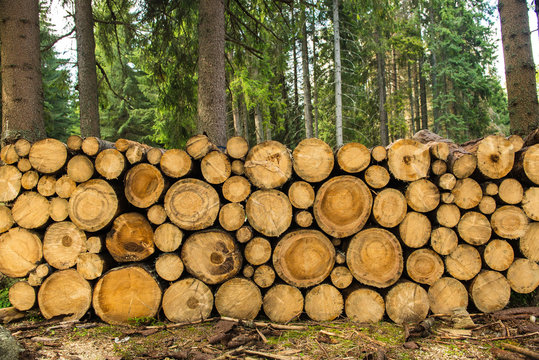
left=0, top=276, right=16, bottom=308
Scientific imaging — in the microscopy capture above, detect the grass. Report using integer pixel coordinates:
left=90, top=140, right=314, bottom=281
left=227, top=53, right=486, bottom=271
left=0, top=276, right=17, bottom=308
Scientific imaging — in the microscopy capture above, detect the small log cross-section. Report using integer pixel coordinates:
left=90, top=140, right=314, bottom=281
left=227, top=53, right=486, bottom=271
left=9, top=281, right=36, bottom=311
left=68, top=179, right=118, bottom=232
left=345, top=288, right=385, bottom=323
left=67, top=155, right=94, bottom=183
left=215, top=278, right=262, bottom=320
left=186, top=134, right=213, bottom=160
left=428, top=277, right=468, bottom=315
left=484, top=239, right=514, bottom=271
left=490, top=205, right=528, bottom=239
left=29, top=138, right=67, bottom=174
left=222, top=176, right=251, bottom=203
left=336, top=142, right=371, bottom=173
left=430, top=227, right=458, bottom=255
left=124, top=164, right=165, bottom=209
left=0, top=165, right=21, bottom=202
left=288, top=181, right=315, bottom=209
left=95, top=148, right=126, bottom=180
left=385, top=282, right=429, bottom=324
left=226, top=136, right=249, bottom=159
left=372, top=188, right=407, bottom=228
left=520, top=222, right=539, bottom=262
left=263, top=284, right=304, bottom=323
left=398, top=212, right=431, bottom=248
left=160, top=149, right=192, bottom=179
left=445, top=244, right=482, bottom=281
left=244, top=140, right=292, bottom=189
left=292, top=138, right=334, bottom=183
left=387, top=139, right=430, bottom=181
left=154, top=223, right=183, bottom=253
left=0, top=227, right=42, bottom=278
left=506, top=258, right=539, bottom=294
left=476, top=135, right=515, bottom=179
left=405, top=179, right=440, bottom=213
left=155, top=253, right=184, bottom=282
left=162, top=278, right=214, bottom=323
left=304, top=284, right=343, bottom=321
left=12, top=191, right=50, bottom=229
left=201, top=151, right=231, bottom=184
left=470, top=270, right=511, bottom=313
left=457, top=211, right=492, bottom=246
left=406, top=249, right=444, bottom=285
left=106, top=213, right=155, bottom=262
left=43, top=221, right=87, bottom=270
left=246, top=190, right=292, bottom=237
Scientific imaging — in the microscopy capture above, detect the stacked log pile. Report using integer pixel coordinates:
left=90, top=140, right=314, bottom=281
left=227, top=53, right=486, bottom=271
left=0, top=130, right=538, bottom=326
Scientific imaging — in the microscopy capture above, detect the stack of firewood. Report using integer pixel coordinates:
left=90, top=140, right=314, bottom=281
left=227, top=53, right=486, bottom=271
left=0, top=129, right=537, bottom=325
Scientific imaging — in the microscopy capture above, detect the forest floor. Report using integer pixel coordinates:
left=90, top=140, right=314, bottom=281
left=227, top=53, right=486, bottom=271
left=5, top=309, right=539, bottom=360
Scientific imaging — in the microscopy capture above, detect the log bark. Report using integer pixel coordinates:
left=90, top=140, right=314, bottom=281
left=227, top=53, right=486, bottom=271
left=55, top=175, right=76, bottom=199
left=445, top=244, right=482, bottom=280
left=287, top=181, right=315, bottom=209
left=244, top=237, right=272, bottom=266
left=154, top=223, right=183, bottom=253
left=330, top=266, right=353, bottom=289
left=253, top=264, right=275, bottom=288
left=106, top=212, right=154, bottom=262
left=244, top=140, right=292, bottom=189
left=292, top=138, right=334, bottom=183
left=498, top=178, right=523, bottom=204
left=0, top=205, right=14, bottom=233
left=76, top=253, right=108, bottom=280
left=9, top=281, right=35, bottom=311
left=186, top=134, right=214, bottom=160
left=406, top=249, right=444, bottom=285
left=49, top=197, right=69, bottom=222
left=66, top=155, right=94, bottom=183
left=162, top=278, right=213, bottom=323
left=344, top=288, right=385, bottom=323
left=470, top=270, right=511, bottom=313
left=336, top=142, right=371, bottom=173
left=155, top=253, right=184, bottom=282
left=215, top=278, right=262, bottom=320
left=222, top=176, right=251, bottom=203
left=0, top=165, right=21, bottom=201
left=218, top=202, right=245, bottom=231
left=226, top=136, right=249, bottom=159
left=484, top=239, right=514, bottom=271
left=43, top=221, right=86, bottom=270
left=124, top=164, right=165, bottom=209
left=262, top=284, right=303, bottom=323
left=372, top=188, right=407, bottom=228
left=29, top=139, right=67, bottom=174
left=94, top=149, right=125, bottom=180
left=12, top=191, right=49, bottom=229
left=506, top=258, right=539, bottom=294
left=304, top=284, right=343, bottom=321
left=364, top=165, right=390, bottom=189
left=522, top=187, right=539, bottom=221
left=427, top=277, right=468, bottom=315
left=436, top=204, right=460, bottom=228
left=160, top=149, right=192, bottom=179
left=399, top=212, right=431, bottom=248
left=68, top=179, right=118, bottom=232
left=430, top=227, right=458, bottom=255
left=490, top=205, right=528, bottom=239
left=385, top=282, right=429, bottom=324
left=406, top=179, right=440, bottom=212
left=387, top=139, right=430, bottom=182
left=37, top=175, right=56, bottom=197
left=147, top=204, right=167, bottom=225
left=246, top=190, right=292, bottom=237
left=457, top=211, right=492, bottom=246
left=20, top=170, right=38, bottom=190
left=520, top=222, right=539, bottom=262
left=201, top=151, right=231, bottom=184
left=452, top=178, right=482, bottom=209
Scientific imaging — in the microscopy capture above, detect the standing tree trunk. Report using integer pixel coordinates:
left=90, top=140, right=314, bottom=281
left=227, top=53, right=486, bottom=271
left=374, top=30, right=389, bottom=146
left=334, top=0, right=343, bottom=147
left=0, top=0, right=46, bottom=144
left=300, top=6, right=313, bottom=138
left=311, top=11, right=319, bottom=138
left=499, top=0, right=539, bottom=136
left=419, top=56, right=428, bottom=129
left=407, top=62, right=415, bottom=135
left=197, top=0, right=227, bottom=147
left=254, top=104, right=264, bottom=144
left=75, top=0, right=100, bottom=138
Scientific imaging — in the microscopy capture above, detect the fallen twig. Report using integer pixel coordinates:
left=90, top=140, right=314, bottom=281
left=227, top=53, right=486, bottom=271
left=243, top=349, right=301, bottom=360
left=501, top=343, right=539, bottom=359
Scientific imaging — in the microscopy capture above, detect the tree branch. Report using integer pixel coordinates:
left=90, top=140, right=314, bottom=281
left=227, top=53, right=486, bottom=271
left=41, top=27, right=75, bottom=53
left=95, top=61, right=134, bottom=109
left=232, top=0, right=283, bottom=42
left=93, top=18, right=133, bottom=27
left=225, top=34, right=263, bottom=59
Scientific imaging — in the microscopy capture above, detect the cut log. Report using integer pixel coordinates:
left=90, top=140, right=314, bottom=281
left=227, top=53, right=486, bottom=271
left=94, top=149, right=125, bottom=180
left=0, top=205, right=14, bottom=233
left=21, top=170, right=38, bottom=190
left=85, top=236, right=104, bottom=254
left=201, top=150, right=231, bottom=184
left=186, top=134, right=214, bottom=160
left=470, top=270, right=511, bottom=313
left=482, top=181, right=499, bottom=196
left=49, top=197, right=69, bottom=222
left=246, top=189, right=292, bottom=237
left=520, top=222, right=539, bottom=262
left=385, top=282, right=429, bottom=324
left=478, top=196, right=497, bottom=215
left=222, top=176, right=251, bottom=203
left=235, top=226, right=253, bottom=243
left=452, top=178, right=482, bottom=209
left=372, top=188, right=407, bottom=228
left=399, top=212, right=431, bottom=248
left=66, top=135, right=83, bottom=152
left=428, top=277, right=468, bottom=315
left=92, top=266, right=162, bottom=325
left=226, top=136, right=249, bottom=159
left=244, top=237, right=272, bottom=266
left=215, top=278, right=262, bottom=320
left=244, top=140, right=292, bottom=189
left=428, top=142, right=450, bottom=161
left=304, top=284, right=343, bottom=321
left=243, top=265, right=254, bottom=278
left=160, top=149, right=192, bottom=178
left=0, top=165, right=21, bottom=201
left=147, top=204, right=167, bottom=225
left=55, top=175, right=76, bottom=199
left=474, top=135, right=515, bottom=179
left=498, top=178, right=523, bottom=204
left=314, top=175, right=372, bottom=238
left=445, top=244, right=482, bottom=281
left=76, top=253, right=108, bottom=280
left=146, top=147, right=164, bottom=165
left=154, top=223, right=183, bottom=253
left=9, top=281, right=35, bottom=311
left=28, top=139, right=67, bottom=174
left=162, top=278, right=213, bottom=323
left=406, top=249, right=444, bottom=285
left=371, top=145, right=387, bottom=162
left=81, top=137, right=114, bottom=157
left=17, top=158, right=31, bottom=172
left=448, top=148, right=477, bottom=179
left=263, top=284, right=304, bottom=323
left=115, top=138, right=148, bottom=153
left=336, top=142, right=370, bottom=173
left=457, top=211, right=492, bottom=246
left=273, top=229, right=334, bottom=287
left=335, top=251, right=346, bottom=264
left=345, top=288, right=385, bottom=323
left=218, top=202, right=245, bottom=231
left=436, top=204, right=460, bottom=228
left=364, top=165, right=390, bottom=189
left=28, top=264, right=51, bottom=287
left=507, top=134, right=524, bottom=152
left=522, top=187, right=539, bottom=221
left=490, top=205, right=528, bottom=239
left=43, top=221, right=86, bottom=270
left=484, top=239, right=514, bottom=272
left=513, top=144, right=539, bottom=185
left=430, top=227, right=458, bottom=255
left=106, top=212, right=154, bottom=262
left=66, top=155, right=94, bottom=183
left=287, top=181, right=315, bottom=209
left=294, top=210, right=313, bottom=228
left=330, top=266, right=353, bottom=289
left=231, top=160, right=245, bottom=175
left=12, top=192, right=50, bottom=229
left=506, top=258, right=539, bottom=294
left=164, top=178, right=220, bottom=231
left=68, top=179, right=118, bottom=232
left=14, top=138, right=31, bottom=157
left=253, top=264, right=275, bottom=288
left=431, top=159, right=447, bottom=175
left=38, top=269, right=92, bottom=320
left=292, top=138, right=334, bottom=183
left=347, top=228, right=403, bottom=288
left=441, top=192, right=455, bottom=204
left=124, top=164, right=165, bottom=208
left=155, top=253, right=184, bottom=282
left=37, top=175, right=56, bottom=197
left=412, top=130, right=450, bottom=160
left=181, top=230, right=242, bottom=284
left=438, top=173, right=456, bottom=190
left=387, top=139, right=430, bottom=182
left=406, top=179, right=440, bottom=213
left=125, top=144, right=146, bottom=164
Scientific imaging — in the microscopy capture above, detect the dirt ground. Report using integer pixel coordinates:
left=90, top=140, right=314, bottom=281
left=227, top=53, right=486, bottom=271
left=5, top=308, right=539, bottom=360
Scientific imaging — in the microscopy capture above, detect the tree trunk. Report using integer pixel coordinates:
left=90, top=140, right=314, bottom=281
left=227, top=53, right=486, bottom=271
left=0, top=0, right=46, bottom=144
left=300, top=7, right=313, bottom=138
left=419, top=57, right=428, bottom=129
left=311, top=11, right=319, bottom=138
left=333, top=0, right=343, bottom=146
left=407, top=62, right=415, bottom=135
left=374, top=30, right=389, bottom=146
left=254, top=104, right=264, bottom=144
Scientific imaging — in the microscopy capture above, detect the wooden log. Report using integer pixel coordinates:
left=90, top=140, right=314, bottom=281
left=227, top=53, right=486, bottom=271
left=81, top=137, right=114, bottom=157
left=17, top=158, right=31, bottom=172
left=38, top=269, right=92, bottom=320
left=76, top=253, right=108, bottom=280
left=292, top=138, right=334, bottom=183
left=114, top=138, right=148, bottom=153
left=181, top=230, right=242, bottom=284
left=67, top=155, right=94, bottom=183
left=92, top=266, right=162, bottom=325
left=385, top=281, right=429, bottom=324
left=253, top=264, right=276, bottom=288
left=372, top=188, right=407, bottom=228
left=43, top=221, right=86, bottom=270
left=55, top=175, right=76, bottom=199
left=438, top=172, right=456, bottom=190
left=201, top=150, right=231, bottom=184
left=85, top=236, right=104, bottom=254
left=215, top=278, right=262, bottom=320
left=448, top=148, right=477, bottom=179
left=106, top=212, right=155, bottom=262
left=507, top=134, right=524, bottom=152
left=473, top=135, right=515, bottom=179
left=0, top=307, right=24, bottom=323
left=155, top=253, right=184, bottom=282
left=0, top=205, right=14, bottom=233
left=436, top=204, right=460, bottom=228
left=345, top=288, right=385, bottom=323
left=314, top=175, right=372, bottom=238
left=226, top=136, right=249, bottom=159
left=294, top=210, right=313, bottom=228
left=482, top=181, right=499, bottom=196
left=364, top=165, right=390, bottom=189
left=124, top=164, right=165, bottom=208
left=146, top=147, right=165, bottom=165
left=520, top=222, right=539, bottom=262
left=164, top=178, right=220, bottom=231
left=235, top=225, right=253, bottom=243
left=330, top=266, right=353, bottom=289
left=305, top=284, right=343, bottom=321
left=28, top=264, right=51, bottom=287
left=94, top=148, right=125, bottom=180
left=387, top=139, right=430, bottom=182
left=9, top=281, right=35, bottom=311
left=244, top=237, right=272, bottom=266
left=37, top=175, right=56, bottom=197
left=478, top=196, right=497, bottom=215
left=522, top=187, right=539, bottom=221
left=68, top=179, right=118, bottom=232
left=12, top=192, right=50, bottom=229
left=263, top=284, right=304, bottom=323
left=29, top=139, right=67, bottom=174
left=244, top=140, right=292, bottom=189
left=186, top=134, right=214, bottom=160
left=398, top=212, right=431, bottom=248
left=21, top=170, right=38, bottom=190
left=0, top=165, right=21, bottom=201
left=371, top=145, right=387, bottom=162
left=406, top=249, right=444, bottom=285
left=431, top=159, right=447, bottom=175
left=491, top=205, right=528, bottom=239
left=470, top=270, right=511, bottom=313
left=147, top=204, right=167, bottom=225
left=445, top=244, right=482, bottom=280
left=222, top=176, right=251, bottom=203
left=162, top=278, right=213, bottom=323
left=347, top=228, right=403, bottom=288
left=335, top=251, right=346, bottom=264
left=246, top=189, right=292, bottom=237
left=451, top=178, right=482, bottom=209
left=273, top=229, right=334, bottom=287
left=406, top=179, right=440, bottom=213
left=1, top=146, right=18, bottom=167
left=457, top=211, right=491, bottom=246
left=160, top=149, right=192, bottom=178
left=427, top=277, right=468, bottom=315
left=125, top=144, right=146, bottom=164
left=484, top=239, right=514, bottom=271
left=66, top=135, right=83, bottom=152
left=506, top=258, right=539, bottom=294
left=154, top=223, right=183, bottom=253
left=412, top=130, right=450, bottom=158
left=498, top=178, right=523, bottom=204
left=231, top=159, right=245, bottom=175
left=513, top=144, right=539, bottom=185
left=218, top=202, right=245, bottom=231
left=243, top=265, right=254, bottom=278
left=14, top=138, right=31, bottom=157
left=441, top=192, right=455, bottom=204
left=430, top=227, right=458, bottom=255
left=336, top=142, right=370, bottom=173
left=49, top=197, right=69, bottom=222
left=287, top=181, right=315, bottom=209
